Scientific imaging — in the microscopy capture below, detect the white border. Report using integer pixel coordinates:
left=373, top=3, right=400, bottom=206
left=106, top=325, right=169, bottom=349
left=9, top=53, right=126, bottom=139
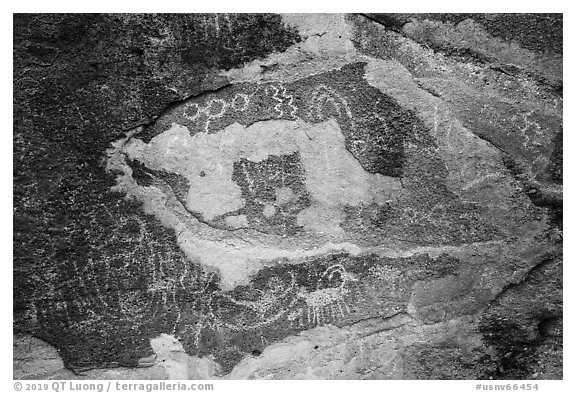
left=4, top=5, right=572, bottom=390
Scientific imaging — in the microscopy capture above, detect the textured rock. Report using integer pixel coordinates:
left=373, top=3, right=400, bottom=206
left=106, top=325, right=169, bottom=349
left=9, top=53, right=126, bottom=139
left=14, top=13, right=562, bottom=379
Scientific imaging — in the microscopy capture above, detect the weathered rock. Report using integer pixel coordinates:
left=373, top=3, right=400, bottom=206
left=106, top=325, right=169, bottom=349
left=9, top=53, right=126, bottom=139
left=14, top=13, right=562, bottom=379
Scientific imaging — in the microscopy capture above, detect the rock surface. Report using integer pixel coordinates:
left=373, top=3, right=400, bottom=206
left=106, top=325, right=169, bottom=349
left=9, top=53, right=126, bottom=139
left=14, top=13, right=562, bottom=379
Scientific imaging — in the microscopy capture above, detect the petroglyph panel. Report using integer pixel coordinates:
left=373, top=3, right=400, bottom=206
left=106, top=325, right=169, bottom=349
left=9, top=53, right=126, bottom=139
left=15, top=13, right=561, bottom=380
left=98, top=59, right=543, bottom=374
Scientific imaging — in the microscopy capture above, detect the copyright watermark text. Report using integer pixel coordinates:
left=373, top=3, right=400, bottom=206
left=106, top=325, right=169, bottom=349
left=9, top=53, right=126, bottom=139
left=14, top=382, right=214, bottom=392
left=475, top=384, right=539, bottom=391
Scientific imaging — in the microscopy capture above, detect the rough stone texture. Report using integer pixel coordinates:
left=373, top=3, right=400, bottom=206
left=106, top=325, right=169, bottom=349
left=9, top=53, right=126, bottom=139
left=14, top=13, right=562, bottom=380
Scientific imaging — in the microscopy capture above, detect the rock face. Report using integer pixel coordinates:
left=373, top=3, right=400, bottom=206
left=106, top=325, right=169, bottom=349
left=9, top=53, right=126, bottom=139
left=14, top=13, right=562, bottom=379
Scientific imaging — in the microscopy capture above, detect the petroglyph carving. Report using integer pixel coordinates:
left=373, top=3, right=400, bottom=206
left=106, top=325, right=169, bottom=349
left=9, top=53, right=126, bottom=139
left=265, top=84, right=297, bottom=119
left=219, top=273, right=299, bottom=331
left=309, top=84, right=354, bottom=127
left=171, top=261, right=362, bottom=346
left=297, top=264, right=356, bottom=326
left=513, top=111, right=550, bottom=170
left=182, top=83, right=296, bottom=133
left=183, top=93, right=252, bottom=132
